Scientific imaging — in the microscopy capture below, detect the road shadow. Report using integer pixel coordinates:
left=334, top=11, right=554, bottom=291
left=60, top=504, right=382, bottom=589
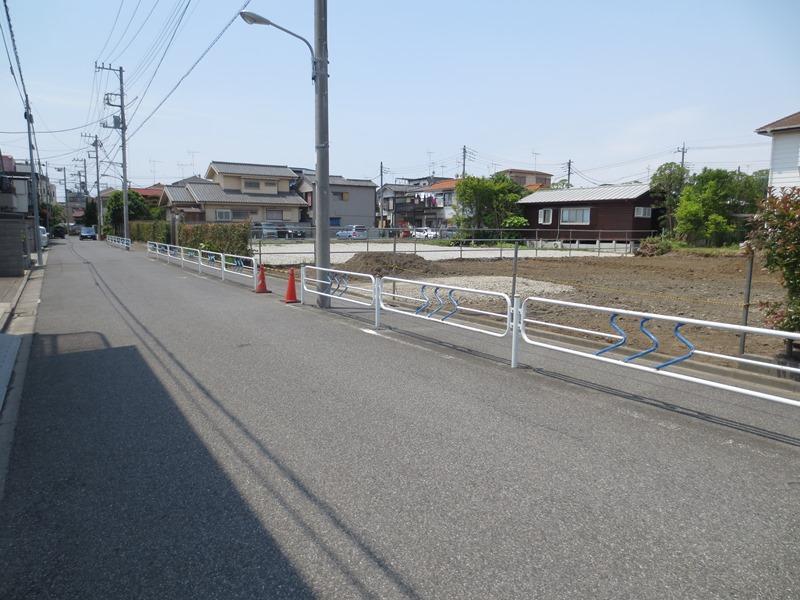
left=0, top=332, right=314, bottom=599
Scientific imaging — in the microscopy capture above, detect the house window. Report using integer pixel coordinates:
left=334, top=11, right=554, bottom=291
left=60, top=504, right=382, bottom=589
left=560, top=207, right=590, bottom=225
left=332, top=191, right=349, bottom=202
left=330, top=217, right=341, bottom=226
left=266, top=209, right=283, bottom=221
left=231, top=210, right=250, bottom=220
left=634, top=206, right=652, bottom=218
left=243, top=180, right=260, bottom=190
left=215, top=209, right=232, bottom=221
left=538, top=208, right=553, bottom=225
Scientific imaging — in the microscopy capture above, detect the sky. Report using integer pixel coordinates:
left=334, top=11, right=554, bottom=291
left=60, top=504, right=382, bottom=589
left=1, top=0, right=798, bottom=200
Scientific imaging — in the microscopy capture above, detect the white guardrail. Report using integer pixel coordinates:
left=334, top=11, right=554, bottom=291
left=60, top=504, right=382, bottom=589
left=147, top=241, right=257, bottom=291
left=142, top=255, right=800, bottom=409
left=106, top=235, right=131, bottom=249
left=299, top=266, right=800, bottom=409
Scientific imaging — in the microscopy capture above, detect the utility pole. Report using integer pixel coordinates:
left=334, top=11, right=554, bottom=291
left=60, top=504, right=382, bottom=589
left=532, top=150, right=540, bottom=171
left=567, top=159, right=573, bottom=187
left=677, top=142, right=687, bottom=169
left=84, top=133, right=103, bottom=232
left=462, top=145, right=467, bottom=178
left=98, top=62, right=129, bottom=240
left=23, top=96, right=42, bottom=264
left=314, top=0, right=330, bottom=308
left=56, top=167, right=70, bottom=230
left=379, top=160, right=385, bottom=227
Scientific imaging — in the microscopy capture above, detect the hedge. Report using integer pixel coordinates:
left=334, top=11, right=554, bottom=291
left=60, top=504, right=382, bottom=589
left=178, top=222, right=251, bottom=256
left=130, top=220, right=169, bottom=243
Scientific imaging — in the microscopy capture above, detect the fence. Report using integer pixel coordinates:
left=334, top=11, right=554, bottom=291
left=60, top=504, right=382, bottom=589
left=147, top=241, right=257, bottom=290
left=252, top=228, right=657, bottom=266
left=106, top=235, right=131, bottom=250
left=299, top=265, right=800, bottom=409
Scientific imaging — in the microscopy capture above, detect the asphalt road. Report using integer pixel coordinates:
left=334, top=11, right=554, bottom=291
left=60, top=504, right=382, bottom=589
left=1, top=236, right=799, bottom=599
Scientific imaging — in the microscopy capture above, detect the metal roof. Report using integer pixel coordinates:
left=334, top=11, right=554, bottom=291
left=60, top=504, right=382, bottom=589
left=207, top=161, right=296, bottom=178
left=299, top=172, right=376, bottom=188
left=518, top=183, right=650, bottom=205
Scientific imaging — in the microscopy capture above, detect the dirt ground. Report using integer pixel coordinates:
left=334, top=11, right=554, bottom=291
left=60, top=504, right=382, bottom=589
left=342, top=252, right=788, bottom=360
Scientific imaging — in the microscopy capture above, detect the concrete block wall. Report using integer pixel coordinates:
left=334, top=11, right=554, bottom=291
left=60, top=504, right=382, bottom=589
left=0, top=219, right=26, bottom=276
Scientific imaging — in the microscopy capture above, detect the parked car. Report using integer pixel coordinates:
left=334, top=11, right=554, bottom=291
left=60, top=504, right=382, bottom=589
left=51, top=224, right=66, bottom=239
left=267, top=221, right=306, bottom=239
left=440, top=227, right=459, bottom=239
left=412, top=227, right=439, bottom=239
left=38, top=226, right=49, bottom=247
left=79, top=226, right=97, bottom=240
left=69, top=223, right=82, bottom=236
left=335, top=225, right=368, bottom=240
left=252, top=222, right=278, bottom=239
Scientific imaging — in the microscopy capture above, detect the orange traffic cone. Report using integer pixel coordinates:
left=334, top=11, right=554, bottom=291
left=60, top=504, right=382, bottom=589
left=284, top=268, right=300, bottom=303
left=254, top=264, right=271, bottom=293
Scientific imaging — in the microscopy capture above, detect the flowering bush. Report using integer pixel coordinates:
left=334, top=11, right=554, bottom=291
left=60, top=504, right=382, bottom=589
left=750, top=187, right=800, bottom=333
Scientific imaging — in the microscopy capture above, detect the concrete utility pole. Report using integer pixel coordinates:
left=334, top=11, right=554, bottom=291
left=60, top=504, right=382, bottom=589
left=313, top=0, right=331, bottom=307
left=56, top=167, right=70, bottom=230
left=567, top=159, right=573, bottom=187
left=677, top=142, right=687, bottom=169
left=84, top=134, right=103, bottom=231
left=462, top=145, right=467, bottom=178
left=98, top=63, right=129, bottom=240
left=379, top=160, right=384, bottom=227
left=23, top=97, right=42, bottom=265
left=239, top=5, right=330, bottom=306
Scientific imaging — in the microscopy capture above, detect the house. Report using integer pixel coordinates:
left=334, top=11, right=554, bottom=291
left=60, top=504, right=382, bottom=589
left=293, top=168, right=376, bottom=228
left=202, top=161, right=307, bottom=222
left=495, top=168, right=552, bottom=188
left=755, top=110, right=800, bottom=190
left=376, top=183, right=416, bottom=228
left=393, top=178, right=459, bottom=229
left=129, top=184, right=165, bottom=207
left=517, top=183, right=658, bottom=240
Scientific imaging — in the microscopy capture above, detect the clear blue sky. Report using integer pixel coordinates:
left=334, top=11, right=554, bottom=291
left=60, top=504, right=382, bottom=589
left=1, top=0, right=798, bottom=198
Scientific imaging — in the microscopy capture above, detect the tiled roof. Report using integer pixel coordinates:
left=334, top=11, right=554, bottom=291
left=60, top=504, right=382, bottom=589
left=427, top=179, right=457, bottom=191
left=170, top=175, right=210, bottom=186
left=518, top=183, right=650, bottom=205
left=207, top=161, right=296, bottom=178
left=756, top=110, right=800, bottom=135
left=162, top=185, right=197, bottom=205
left=186, top=183, right=306, bottom=206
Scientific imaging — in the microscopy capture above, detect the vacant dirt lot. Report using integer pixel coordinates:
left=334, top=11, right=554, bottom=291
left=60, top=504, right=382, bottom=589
left=342, top=252, right=788, bottom=360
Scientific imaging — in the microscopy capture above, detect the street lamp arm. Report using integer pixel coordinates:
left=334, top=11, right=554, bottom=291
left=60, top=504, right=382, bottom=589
left=239, top=11, right=317, bottom=79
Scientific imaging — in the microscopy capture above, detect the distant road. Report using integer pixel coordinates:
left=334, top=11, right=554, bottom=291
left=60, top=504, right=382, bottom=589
left=1, top=236, right=798, bottom=599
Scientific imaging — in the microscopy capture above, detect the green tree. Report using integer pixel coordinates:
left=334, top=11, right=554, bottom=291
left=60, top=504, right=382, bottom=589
left=649, top=162, right=689, bottom=234
left=83, top=201, right=98, bottom=227
left=454, top=174, right=527, bottom=235
left=103, top=190, right=149, bottom=234
left=550, top=179, right=572, bottom=189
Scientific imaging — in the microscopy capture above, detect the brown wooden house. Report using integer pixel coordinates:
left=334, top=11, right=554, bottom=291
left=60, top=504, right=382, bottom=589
left=517, top=183, right=659, bottom=241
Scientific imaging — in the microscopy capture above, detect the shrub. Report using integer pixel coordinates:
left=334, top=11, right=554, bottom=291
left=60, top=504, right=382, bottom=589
left=635, top=235, right=673, bottom=257
left=750, top=187, right=800, bottom=335
left=178, top=222, right=251, bottom=256
left=130, top=220, right=169, bottom=243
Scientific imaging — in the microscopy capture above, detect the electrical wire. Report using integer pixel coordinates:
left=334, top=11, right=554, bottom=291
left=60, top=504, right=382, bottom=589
left=127, top=0, right=253, bottom=140
left=0, top=114, right=115, bottom=135
left=0, top=14, right=23, bottom=104
left=109, top=0, right=162, bottom=63
left=95, top=0, right=126, bottom=61
left=103, top=0, right=143, bottom=61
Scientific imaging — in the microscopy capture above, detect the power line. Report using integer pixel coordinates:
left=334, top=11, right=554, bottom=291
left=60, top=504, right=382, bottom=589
left=109, top=0, right=162, bottom=63
left=127, top=0, right=253, bottom=140
left=104, top=0, right=144, bottom=61
left=95, top=0, right=126, bottom=61
left=128, top=0, right=191, bottom=123
left=0, top=15, right=23, bottom=104
left=0, top=114, right=115, bottom=134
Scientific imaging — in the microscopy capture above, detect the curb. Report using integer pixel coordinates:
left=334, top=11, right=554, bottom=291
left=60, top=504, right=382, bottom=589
left=0, top=268, right=32, bottom=333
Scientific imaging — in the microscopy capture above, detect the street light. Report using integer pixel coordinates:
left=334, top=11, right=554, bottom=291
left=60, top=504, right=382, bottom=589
left=239, top=3, right=330, bottom=308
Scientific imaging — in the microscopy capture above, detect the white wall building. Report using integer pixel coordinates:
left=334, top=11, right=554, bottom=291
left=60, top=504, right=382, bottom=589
left=756, top=110, right=800, bottom=190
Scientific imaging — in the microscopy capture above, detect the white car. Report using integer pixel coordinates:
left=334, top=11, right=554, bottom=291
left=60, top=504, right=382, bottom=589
left=412, top=227, right=439, bottom=239
left=38, top=226, right=48, bottom=247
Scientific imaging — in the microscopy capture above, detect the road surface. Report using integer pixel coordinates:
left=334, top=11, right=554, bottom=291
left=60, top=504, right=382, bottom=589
left=1, top=237, right=798, bottom=599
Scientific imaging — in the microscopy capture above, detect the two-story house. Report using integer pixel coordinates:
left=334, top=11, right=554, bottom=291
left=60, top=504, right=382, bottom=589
left=293, top=168, right=376, bottom=228
left=756, top=110, right=800, bottom=190
left=494, top=168, right=552, bottom=188
left=204, top=161, right=307, bottom=222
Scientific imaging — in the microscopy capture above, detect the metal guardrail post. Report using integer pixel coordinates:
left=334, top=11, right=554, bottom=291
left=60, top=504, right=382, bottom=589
left=374, top=277, right=382, bottom=329
left=300, top=266, right=305, bottom=304
left=511, top=295, right=521, bottom=368
left=221, top=254, right=226, bottom=281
